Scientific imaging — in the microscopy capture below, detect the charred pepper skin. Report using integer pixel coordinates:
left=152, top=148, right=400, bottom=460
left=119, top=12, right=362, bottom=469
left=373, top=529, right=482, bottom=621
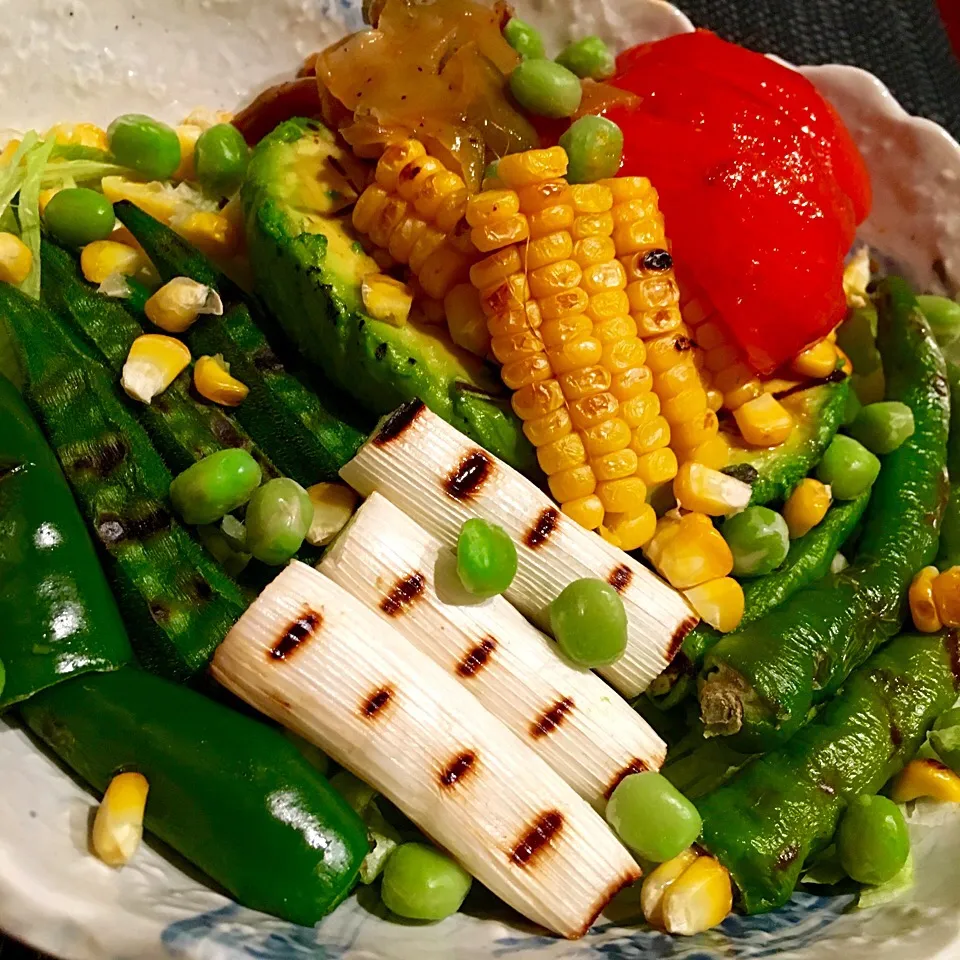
left=699, top=277, right=950, bottom=752
left=0, top=374, right=131, bottom=708
left=697, top=631, right=960, bottom=914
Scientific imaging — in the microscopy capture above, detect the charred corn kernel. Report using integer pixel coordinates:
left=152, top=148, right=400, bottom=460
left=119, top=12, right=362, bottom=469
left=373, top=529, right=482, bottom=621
left=175, top=211, right=239, bottom=260
left=660, top=855, right=733, bottom=936
left=569, top=391, right=619, bottom=430
left=145, top=277, right=223, bottom=333
left=641, top=849, right=700, bottom=929
left=548, top=463, right=597, bottom=502
left=931, top=565, right=960, bottom=627
left=305, top=482, right=359, bottom=547
left=174, top=123, right=202, bottom=180
left=671, top=410, right=720, bottom=451
left=376, top=139, right=428, bottom=192
left=121, top=334, right=191, bottom=404
left=631, top=416, right=671, bottom=455
left=562, top=494, right=605, bottom=530
left=414, top=171, right=468, bottom=223
left=783, top=479, right=832, bottom=539
left=496, top=147, right=568, bottom=188
left=38, top=187, right=61, bottom=216
left=600, top=503, right=657, bottom=550
left=523, top=406, right=574, bottom=447
left=92, top=772, right=149, bottom=867
left=734, top=393, right=795, bottom=447
left=674, top=461, right=752, bottom=516
left=597, top=477, right=647, bottom=513
left=465, top=190, right=521, bottom=227
left=910, top=566, right=943, bottom=633
left=538, top=287, right=590, bottom=321
left=0, top=139, right=20, bottom=165
left=395, top=156, right=447, bottom=204
left=891, top=759, right=960, bottom=803
left=512, top=380, right=566, bottom=421
left=557, top=366, right=611, bottom=400
left=361, top=273, right=413, bottom=327
left=193, top=354, right=249, bottom=407
left=443, top=283, right=489, bottom=356
left=0, top=232, right=33, bottom=285
left=591, top=448, right=640, bottom=481
left=80, top=240, right=146, bottom=285
left=538, top=432, right=587, bottom=475
left=637, top=447, right=678, bottom=486
left=684, top=577, right=745, bottom=632
left=649, top=511, right=733, bottom=589
left=47, top=122, right=109, bottom=151
left=791, top=338, right=838, bottom=378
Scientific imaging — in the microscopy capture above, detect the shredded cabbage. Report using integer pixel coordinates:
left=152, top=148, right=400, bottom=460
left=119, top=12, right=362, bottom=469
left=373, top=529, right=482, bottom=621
left=857, top=848, right=914, bottom=910
left=0, top=131, right=38, bottom=224
left=42, top=160, right=133, bottom=186
left=17, top=137, right=56, bottom=299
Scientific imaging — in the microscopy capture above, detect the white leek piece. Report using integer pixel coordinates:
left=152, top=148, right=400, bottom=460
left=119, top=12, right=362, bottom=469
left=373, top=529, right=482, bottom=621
left=339, top=402, right=698, bottom=698
left=320, top=493, right=666, bottom=808
left=211, top=561, right=640, bottom=939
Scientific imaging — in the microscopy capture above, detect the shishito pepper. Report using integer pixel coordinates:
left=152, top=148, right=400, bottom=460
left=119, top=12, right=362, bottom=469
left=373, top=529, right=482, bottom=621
left=700, top=278, right=950, bottom=751
left=0, top=373, right=131, bottom=708
left=936, top=360, right=960, bottom=571
left=21, top=666, right=368, bottom=924
left=697, top=631, right=960, bottom=914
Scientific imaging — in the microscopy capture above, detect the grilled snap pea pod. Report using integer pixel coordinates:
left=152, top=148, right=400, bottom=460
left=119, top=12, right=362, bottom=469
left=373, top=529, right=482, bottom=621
left=699, top=277, right=950, bottom=752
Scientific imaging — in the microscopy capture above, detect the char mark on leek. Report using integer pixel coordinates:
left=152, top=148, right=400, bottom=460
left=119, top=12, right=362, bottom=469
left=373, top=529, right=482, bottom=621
left=604, top=759, right=650, bottom=799
left=531, top=697, right=575, bottom=738
left=525, top=507, right=560, bottom=549
left=511, top=811, right=565, bottom=867
left=362, top=686, right=394, bottom=719
left=270, top=610, right=322, bottom=662
left=668, top=618, right=699, bottom=661
left=456, top=637, right=497, bottom=677
left=445, top=450, right=493, bottom=501
left=440, top=751, right=478, bottom=788
left=608, top=564, right=633, bottom=593
left=374, top=399, right=427, bottom=446
left=379, top=572, right=426, bottom=616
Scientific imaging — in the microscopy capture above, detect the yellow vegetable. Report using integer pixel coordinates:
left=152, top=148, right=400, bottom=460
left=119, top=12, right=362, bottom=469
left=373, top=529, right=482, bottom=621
left=361, top=272, right=413, bottom=327
left=121, top=334, right=191, bottom=404
left=306, top=482, right=359, bottom=546
left=791, top=338, right=838, bottom=378
left=909, top=566, right=942, bottom=633
left=646, top=511, right=733, bottom=590
left=0, top=232, right=33, bottom=285
left=642, top=849, right=732, bottom=935
left=145, top=277, right=223, bottom=334
left=890, top=759, right=960, bottom=803
left=733, top=393, right=795, bottom=447
left=783, top=478, right=832, bottom=539
left=193, top=354, right=249, bottom=407
left=931, top=565, right=960, bottom=628
left=684, top=576, right=745, bottom=632
left=80, top=240, right=146, bottom=285
left=674, top=461, right=752, bottom=516
left=175, top=211, right=239, bottom=260
left=91, top=772, right=149, bottom=867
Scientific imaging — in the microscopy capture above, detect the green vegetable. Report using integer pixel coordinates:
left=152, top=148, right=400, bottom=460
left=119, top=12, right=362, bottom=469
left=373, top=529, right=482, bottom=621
left=856, top=849, right=914, bottom=910
left=245, top=477, right=313, bottom=564
left=197, top=522, right=251, bottom=578
left=936, top=360, right=960, bottom=571
left=509, top=60, right=583, bottom=119
left=559, top=115, right=623, bottom=184
left=503, top=18, right=545, bottom=60
left=605, top=772, right=701, bottom=862
left=722, top=506, right=789, bottom=578
left=195, top=123, right=250, bottom=197
left=847, top=401, right=915, bottom=455
left=700, top=278, right=950, bottom=751
left=0, top=133, right=37, bottom=225
left=698, top=631, right=959, bottom=913
left=330, top=770, right=402, bottom=884
left=555, top=35, right=615, bottom=80
left=929, top=706, right=960, bottom=773
left=843, top=386, right=862, bottom=426
left=661, top=729, right=751, bottom=800
left=456, top=518, right=518, bottom=598
left=0, top=373, right=131, bottom=708
left=380, top=842, right=473, bottom=921
left=43, top=187, right=114, bottom=249
left=836, top=304, right=880, bottom=374
left=21, top=666, right=367, bottom=924
left=917, top=294, right=960, bottom=347
left=107, top=114, right=181, bottom=180
left=836, top=795, right=910, bottom=886
left=550, top=578, right=627, bottom=667
left=17, top=136, right=56, bottom=298
left=816, top=434, right=881, bottom=499
left=169, top=449, right=262, bottom=525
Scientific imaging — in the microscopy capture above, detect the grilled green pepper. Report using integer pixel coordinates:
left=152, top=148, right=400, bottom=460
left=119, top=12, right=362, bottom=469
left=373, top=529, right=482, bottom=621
left=0, top=373, right=131, bottom=708
left=697, top=630, right=960, bottom=913
left=700, top=278, right=950, bottom=751
left=937, top=360, right=960, bottom=571
left=21, top=666, right=368, bottom=924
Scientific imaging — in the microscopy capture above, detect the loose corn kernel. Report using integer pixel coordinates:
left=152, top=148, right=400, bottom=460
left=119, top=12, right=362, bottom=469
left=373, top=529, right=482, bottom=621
left=145, top=277, right=223, bottom=333
left=600, top=503, right=657, bottom=551
left=562, top=494, right=605, bottom=531
left=674, top=462, right=752, bottom=516
left=0, top=232, right=33, bottom=285
left=174, top=123, right=202, bottom=180
left=38, top=187, right=61, bottom=216
left=641, top=849, right=700, bottom=929
left=791, top=338, right=838, bottom=378
left=931, top=565, right=960, bottom=627
left=193, top=354, right=249, bottom=407
left=92, top=772, right=149, bottom=868
left=496, top=147, right=569, bottom=188
left=46, top=122, right=109, bottom=151
left=121, top=334, right=191, bottom=405
left=648, top=512, right=733, bottom=589
left=361, top=273, right=413, bottom=327
left=890, top=759, right=960, bottom=803
left=733, top=393, right=795, bottom=447
left=660, top=855, right=733, bottom=936
left=783, top=478, right=832, bottom=539
left=910, top=566, right=943, bottom=633
left=684, top=576, right=745, bottom=632
left=306, top=482, right=359, bottom=546
left=80, top=240, right=146, bottom=285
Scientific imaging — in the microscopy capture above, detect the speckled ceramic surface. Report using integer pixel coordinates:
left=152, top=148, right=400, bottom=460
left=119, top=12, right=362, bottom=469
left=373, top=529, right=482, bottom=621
left=2, top=1, right=960, bottom=957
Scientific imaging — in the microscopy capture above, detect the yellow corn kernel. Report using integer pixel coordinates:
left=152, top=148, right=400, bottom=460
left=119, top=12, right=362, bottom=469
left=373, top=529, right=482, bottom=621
left=591, top=448, right=639, bottom=482
left=418, top=243, right=470, bottom=300
left=512, top=379, right=565, bottom=421
left=557, top=366, right=611, bottom=401
left=92, top=772, right=149, bottom=868
left=597, top=477, right=647, bottom=513
left=408, top=226, right=448, bottom=275
left=586, top=289, right=631, bottom=324
left=612, top=365, right=654, bottom=401
left=465, top=189, right=520, bottom=227
left=631, top=416, right=671, bottom=455
left=388, top=214, right=429, bottom=263
left=680, top=435, right=730, bottom=471
left=660, top=386, right=708, bottom=426
left=694, top=320, right=728, bottom=351
left=641, top=849, right=700, bottom=929
left=783, top=478, right=832, bottom=539
left=482, top=274, right=532, bottom=320
left=529, top=259, right=582, bottom=299
left=375, top=140, right=428, bottom=192
left=361, top=273, right=413, bottom=327
left=931, top=565, right=960, bottom=627
left=549, top=337, right=603, bottom=375
left=652, top=512, right=733, bottom=589
left=121, top=334, right=191, bottom=405
left=644, top=332, right=694, bottom=374
left=516, top=179, right=571, bottom=213
left=660, top=855, right=733, bottom=936
left=621, top=392, right=660, bottom=427
left=471, top=215, right=529, bottom=253
left=38, top=187, right=61, bottom=216
left=548, top=464, right=597, bottom=502
left=601, top=336, right=648, bottom=374
left=581, top=417, right=632, bottom=456
left=837, top=346, right=853, bottom=375
left=193, top=354, right=249, bottom=407
left=734, top=393, right=795, bottom=447
left=414, top=170, right=467, bottom=223
left=891, top=759, right=960, bottom=803
left=562, top=494, right=605, bottom=530
left=671, top=410, right=720, bottom=450
left=600, top=503, right=657, bottom=551
left=762, top=377, right=803, bottom=396
left=0, top=232, right=33, bottom=285
left=910, top=566, right=943, bottom=633
left=654, top=358, right=702, bottom=399
left=0, top=138, right=20, bottom=166
left=524, top=407, right=574, bottom=449
left=395, top=156, right=446, bottom=204
left=525, top=231, right=574, bottom=271
left=570, top=183, right=614, bottom=214
left=573, top=236, right=617, bottom=268
left=501, top=353, right=553, bottom=390
left=145, top=277, right=223, bottom=334
left=444, top=283, right=490, bottom=356
left=540, top=317, right=593, bottom=350
left=80, top=240, right=146, bottom=286
left=306, top=482, right=359, bottom=547
left=174, top=124, right=202, bottom=180
left=706, top=388, right=724, bottom=412
left=496, top=147, right=569, bottom=188
left=568, top=391, right=619, bottom=430
left=636, top=447, right=678, bottom=486
left=367, top=195, right=410, bottom=249
left=705, top=344, right=742, bottom=374
left=528, top=203, right=575, bottom=238
left=47, top=122, right=109, bottom=151
left=674, top=462, right=752, bottom=516
left=410, top=292, right=446, bottom=327
left=571, top=211, right=615, bottom=240
left=791, top=338, right=838, bottom=378
left=488, top=301, right=542, bottom=338
left=684, top=577, right=745, bottom=632
left=352, top=183, right=390, bottom=234
left=470, top=247, right=523, bottom=292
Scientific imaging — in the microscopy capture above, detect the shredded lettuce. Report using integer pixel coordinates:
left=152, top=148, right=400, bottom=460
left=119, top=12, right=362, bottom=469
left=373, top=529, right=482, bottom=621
left=0, top=131, right=38, bottom=224
left=330, top=770, right=401, bottom=883
left=17, top=137, right=56, bottom=299
left=41, top=160, right=133, bottom=186
left=857, top=849, right=914, bottom=910
left=799, top=845, right=847, bottom=886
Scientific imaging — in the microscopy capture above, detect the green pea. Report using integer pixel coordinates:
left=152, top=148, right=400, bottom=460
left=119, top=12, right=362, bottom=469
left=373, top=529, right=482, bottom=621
left=245, top=477, right=314, bottom=565
left=917, top=295, right=960, bottom=347
left=929, top=707, right=960, bottom=774
left=509, top=60, right=582, bottom=119
left=42, top=188, right=115, bottom=248
left=194, top=123, right=251, bottom=197
left=605, top=772, right=701, bottom=862
left=107, top=113, right=181, bottom=180
left=381, top=842, right=472, bottom=921
left=550, top=578, right=627, bottom=667
left=559, top=115, right=623, bottom=183
left=837, top=794, right=909, bottom=886
left=847, top=401, right=915, bottom=455
left=169, top=449, right=261, bottom=526
left=817, top=434, right=881, bottom=500
left=456, top=518, right=518, bottom=598
left=722, top=506, right=789, bottom=577
left=556, top=36, right=616, bottom=80
left=503, top=18, right=546, bottom=60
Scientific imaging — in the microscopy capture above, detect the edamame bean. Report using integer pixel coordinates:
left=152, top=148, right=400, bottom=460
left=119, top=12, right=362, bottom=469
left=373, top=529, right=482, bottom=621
left=503, top=18, right=545, bottom=60
left=509, top=60, right=582, bottom=118
left=817, top=435, right=881, bottom=500
left=836, top=794, right=909, bottom=885
left=559, top=115, right=623, bottom=183
left=43, top=188, right=115, bottom=248
left=605, top=772, right=701, bottom=862
left=381, top=842, right=473, bottom=921
left=456, top=518, right=518, bottom=598
left=721, top=506, right=789, bottom=577
left=244, top=477, right=314, bottom=565
left=194, top=123, right=251, bottom=197
left=848, top=401, right=915, bottom=455
left=107, top=114, right=181, bottom=180
left=918, top=295, right=960, bottom=347
left=169, top=449, right=261, bottom=526
left=550, top=578, right=627, bottom=666
left=556, top=36, right=615, bottom=80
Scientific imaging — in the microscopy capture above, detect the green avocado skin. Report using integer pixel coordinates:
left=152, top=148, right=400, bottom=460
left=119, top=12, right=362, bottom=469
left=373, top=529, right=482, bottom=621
left=242, top=118, right=540, bottom=478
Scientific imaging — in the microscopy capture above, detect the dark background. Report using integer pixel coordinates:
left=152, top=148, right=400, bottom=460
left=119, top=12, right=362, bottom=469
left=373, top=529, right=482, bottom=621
left=2, top=0, right=959, bottom=957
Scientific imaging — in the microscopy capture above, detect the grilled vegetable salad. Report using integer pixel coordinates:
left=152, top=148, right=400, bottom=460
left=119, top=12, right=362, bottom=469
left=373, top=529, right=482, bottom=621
left=2, top=0, right=960, bottom=942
